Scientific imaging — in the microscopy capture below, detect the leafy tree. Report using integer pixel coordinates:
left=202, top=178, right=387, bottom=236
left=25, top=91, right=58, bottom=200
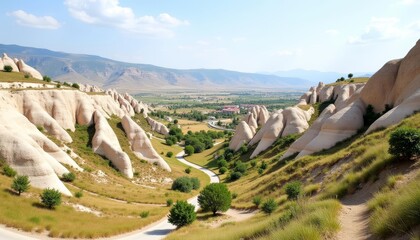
left=348, top=73, right=353, bottom=79
left=252, top=195, right=262, bottom=208
left=234, top=161, right=247, bottom=174
left=41, top=188, right=62, bottom=209
left=11, top=175, right=30, bottom=195
left=61, top=172, right=76, bottom=182
left=230, top=171, right=242, bottom=181
left=71, top=83, right=80, bottom=89
left=3, top=65, right=13, bottom=72
left=240, top=144, right=248, bottom=154
left=3, top=165, right=17, bottom=177
left=285, top=181, right=302, bottom=200
left=172, top=176, right=193, bottom=193
left=168, top=200, right=196, bottom=228
left=43, top=75, right=52, bottom=82
left=389, top=127, right=420, bottom=159
left=166, top=151, right=174, bottom=158
left=75, top=191, right=83, bottom=198
left=250, top=160, right=257, bottom=168
left=198, top=183, right=231, bottom=215
left=185, top=145, right=195, bottom=155
left=219, top=167, right=228, bottom=174
left=173, top=119, right=178, bottom=124
left=340, top=77, right=345, bottom=81
left=261, top=198, right=278, bottom=214
left=217, top=159, right=228, bottom=168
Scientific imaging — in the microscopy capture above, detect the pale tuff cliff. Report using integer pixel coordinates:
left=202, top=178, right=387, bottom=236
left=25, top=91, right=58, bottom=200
left=0, top=55, right=171, bottom=195
left=282, top=39, right=420, bottom=159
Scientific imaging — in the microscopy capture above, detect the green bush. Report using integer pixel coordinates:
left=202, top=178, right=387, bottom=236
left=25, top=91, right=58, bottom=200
left=168, top=200, right=196, bottom=228
left=166, top=151, right=174, bottom=158
left=185, top=145, right=195, bottom=155
left=388, top=127, right=420, bottom=158
left=140, top=211, right=149, bottom=218
left=219, top=167, right=228, bottom=174
left=61, top=172, right=76, bottom=182
left=41, top=188, right=62, bottom=209
left=258, top=168, right=264, bottom=175
left=232, top=192, right=238, bottom=199
left=250, top=160, right=257, bottom=167
left=230, top=171, right=242, bottom=181
left=71, top=83, right=80, bottom=89
left=240, top=144, right=248, bottom=154
left=260, top=161, right=268, bottom=170
left=24, top=73, right=30, bottom=78
left=252, top=195, right=262, bottom=208
left=198, top=183, right=231, bottom=215
left=172, top=176, right=193, bottom=193
left=11, top=175, right=30, bottom=195
left=166, top=198, right=173, bottom=207
left=56, top=83, right=61, bottom=88
left=285, top=181, right=302, bottom=200
left=43, top=75, right=51, bottom=82
left=3, top=165, right=17, bottom=177
left=75, top=191, right=83, bottom=198
left=185, top=167, right=191, bottom=174
left=234, top=161, right=247, bottom=174
left=3, top=65, right=13, bottom=72
left=217, top=159, right=228, bottom=168
left=191, top=177, right=200, bottom=190
left=262, top=198, right=278, bottom=214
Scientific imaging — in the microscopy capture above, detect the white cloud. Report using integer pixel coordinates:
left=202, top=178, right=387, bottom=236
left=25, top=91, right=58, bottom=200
left=325, top=29, right=339, bottom=36
left=9, top=10, right=61, bottom=29
left=64, top=0, right=188, bottom=37
left=348, top=17, right=406, bottom=44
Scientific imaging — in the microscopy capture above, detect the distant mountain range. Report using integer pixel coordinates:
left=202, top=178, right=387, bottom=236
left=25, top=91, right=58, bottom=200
left=268, top=69, right=372, bottom=84
left=0, top=44, right=317, bottom=93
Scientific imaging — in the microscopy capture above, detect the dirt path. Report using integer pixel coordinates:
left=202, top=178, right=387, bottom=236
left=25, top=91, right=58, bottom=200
left=336, top=202, right=372, bottom=240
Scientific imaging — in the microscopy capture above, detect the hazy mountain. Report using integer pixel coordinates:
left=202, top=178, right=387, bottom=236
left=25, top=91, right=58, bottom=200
left=269, top=69, right=372, bottom=84
left=0, top=44, right=312, bottom=93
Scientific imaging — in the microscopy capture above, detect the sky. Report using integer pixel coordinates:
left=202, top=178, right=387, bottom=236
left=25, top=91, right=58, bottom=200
left=1, top=0, right=419, bottom=73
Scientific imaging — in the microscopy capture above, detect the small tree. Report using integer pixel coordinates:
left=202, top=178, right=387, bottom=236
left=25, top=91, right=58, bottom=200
left=172, top=176, right=193, bottom=193
left=219, top=167, right=227, bottom=174
left=185, top=145, right=195, bottom=156
left=166, top=198, right=173, bottom=207
left=43, top=75, right=52, bottom=82
left=185, top=167, right=191, bottom=174
left=198, top=183, right=231, bottom=215
left=41, top=188, right=62, bottom=209
left=168, top=200, right=196, bottom=228
left=389, top=127, right=420, bottom=159
left=340, top=77, right=345, bottom=81
left=173, top=119, right=178, bottom=124
left=348, top=73, right=353, bottom=79
left=191, top=177, right=200, bottom=190
left=11, top=175, right=30, bottom=195
left=252, top=195, right=262, bottom=208
left=285, top=181, right=302, bottom=200
left=229, top=171, right=242, bottom=181
left=261, top=198, right=278, bottom=214
left=166, top=151, right=174, bottom=158
left=71, top=83, right=80, bottom=89
left=3, top=65, right=13, bottom=72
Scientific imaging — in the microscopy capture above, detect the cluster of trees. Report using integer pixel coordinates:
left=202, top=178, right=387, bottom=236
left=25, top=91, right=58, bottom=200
left=336, top=73, right=353, bottom=82
left=168, top=183, right=231, bottom=228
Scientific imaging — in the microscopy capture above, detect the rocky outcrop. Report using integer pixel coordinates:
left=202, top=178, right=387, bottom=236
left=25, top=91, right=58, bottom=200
left=16, top=59, right=43, bottom=80
left=147, top=117, right=169, bottom=135
left=229, top=121, right=254, bottom=151
left=1, top=53, right=19, bottom=72
left=282, top=39, right=420, bottom=159
left=248, top=106, right=314, bottom=158
left=121, top=115, right=171, bottom=171
left=92, top=111, right=133, bottom=178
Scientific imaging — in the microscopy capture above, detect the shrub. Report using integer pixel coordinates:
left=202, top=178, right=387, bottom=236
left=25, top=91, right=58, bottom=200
left=262, top=198, right=278, bottom=214
left=250, top=160, right=257, bottom=167
left=234, top=161, right=247, bottom=174
left=41, top=188, right=62, bottom=209
left=252, top=195, right=262, bottom=208
left=56, top=83, right=61, bottom=88
left=388, top=127, right=420, bottom=159
left=230, top=171, right=242, bottom=181
left=140, top=211, right=149, bottom=218
left=71, top=83, right=80, bottom=89
left=11, top=175, right=30, bottom=195
left=173, top=119, right=178, bottom=124
left=219, top=167, right=228, bottom=174
left=172, top=177, right=193, bottom=193
left=260, top=161, right=268, bottom=170
left=75, top=191, right=83, bottom=198
left=166, top=151, right=174, bottom=158
left=43, top=75, right=51, bottom=82
left=166, top=139, right=174, bottom=146
left=232, top=192, right=238, bottom=199
left=198, top=183, right=231, bottom=215
left=3, top=165, right=17, bottom=177
left=240, top=144, right=248, bottom=154
left=61, top=172, right=76, bottom=182
left=258, top=168, right=264, bottom=175
left=185, top=145, right=195, bottom=156
left=285, top=181, right=302, bottom=200
left=168, top=201, right=196, bottom=228
left=191, top=177, right=200, bottom=190
left=24, top=73, right=30, bottom=78
left=185, top=167, right=191, bottom=174
left=166, top=198, right=173, bottom=207
left=217, top=159, right=228, bottom=168
left=3, top=65, right=13, bottom=72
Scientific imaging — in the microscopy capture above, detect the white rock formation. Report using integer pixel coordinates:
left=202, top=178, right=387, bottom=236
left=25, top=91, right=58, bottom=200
left=121, top=115, right=171, bottom=171
left=16, top=59, right=43, bottom=80
left=147, top=117, right=169, bottom=135
left=1, top=53, right=19, bottom=72
left=229, top=121, right=254, bottom=151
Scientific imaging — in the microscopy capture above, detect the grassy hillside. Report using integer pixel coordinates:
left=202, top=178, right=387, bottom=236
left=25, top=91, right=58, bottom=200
left=166, top=112, right=420, bottom=240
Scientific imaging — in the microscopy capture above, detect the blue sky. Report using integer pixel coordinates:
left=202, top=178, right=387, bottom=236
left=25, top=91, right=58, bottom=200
left=1, top=0, right=419, bottom=73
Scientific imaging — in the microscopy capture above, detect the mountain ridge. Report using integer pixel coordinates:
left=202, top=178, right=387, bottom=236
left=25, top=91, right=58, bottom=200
left=0, top=44, right=312, bottom=93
